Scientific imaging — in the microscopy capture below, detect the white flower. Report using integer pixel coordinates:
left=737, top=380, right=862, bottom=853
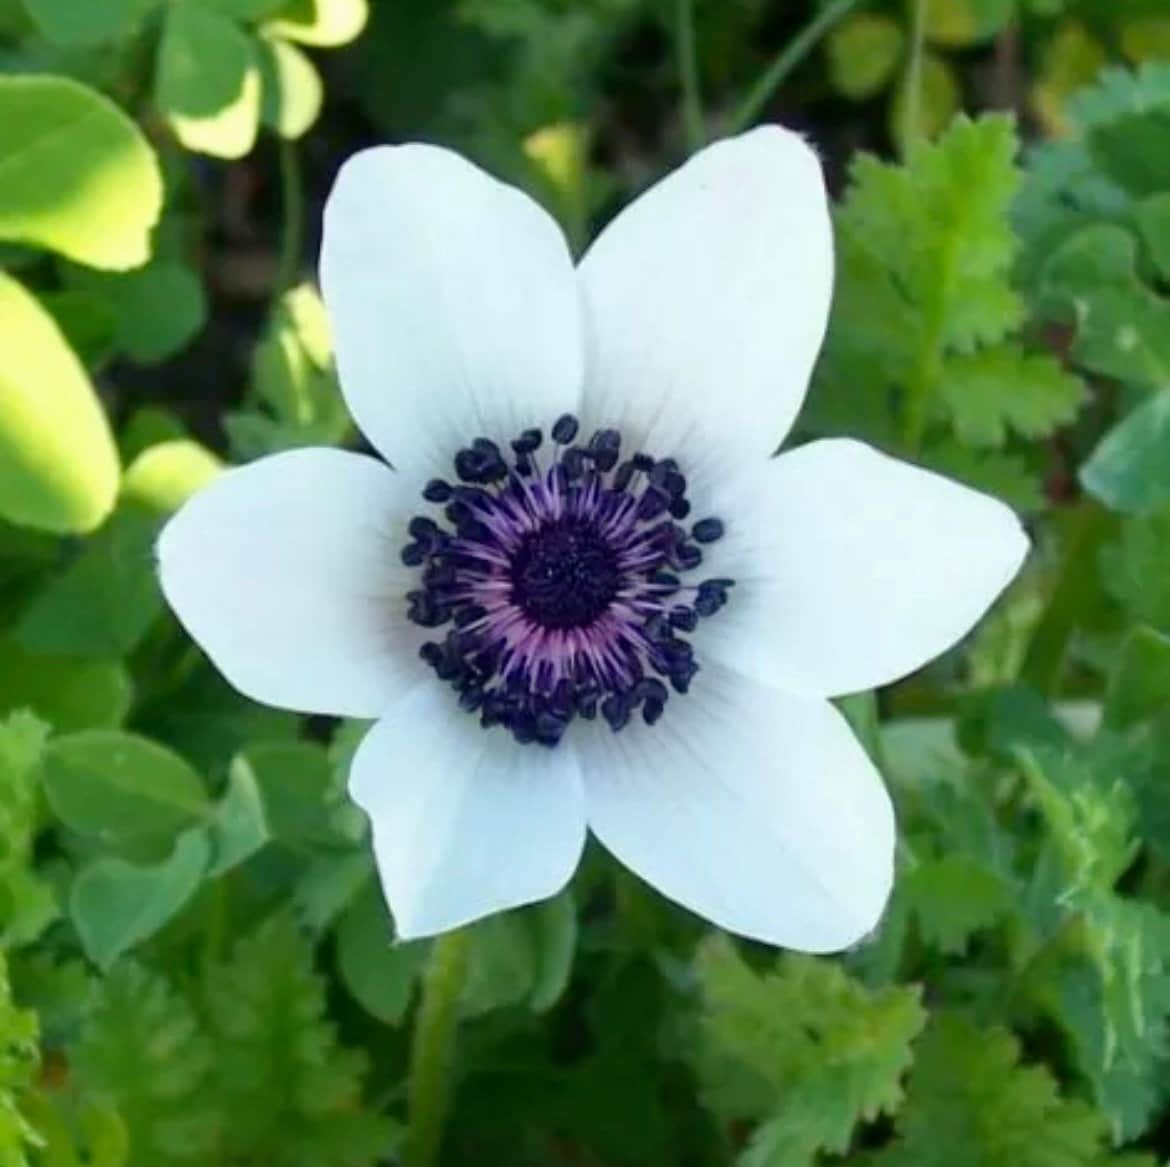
left=158, top=128, right=1027, bottom=952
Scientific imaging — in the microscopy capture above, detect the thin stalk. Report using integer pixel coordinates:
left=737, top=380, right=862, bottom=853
left=404, top=929, right=472, bottom=1167
left=730, top=0, right=860, bottom=134
left=274, top=139, right=304, bottom=297
left=676, top=0, right=706, bottom=151
left=901, top=0, right=927, bottom=157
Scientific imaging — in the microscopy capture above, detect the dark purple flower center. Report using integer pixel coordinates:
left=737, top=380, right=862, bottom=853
left=400, top=414, right=733, bottom=747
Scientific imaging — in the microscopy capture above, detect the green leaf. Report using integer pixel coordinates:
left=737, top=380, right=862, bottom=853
left=264, top=0, right=368, bottom=47
left=203, top=0, right=286, bottom=18
left=0, top=712, right=56, bottom=947
left=1081, top=390, right=1170, bottom=514
left=0, top=274, right=119, bottom=534
left=904, top=854, right=1012, bottom=954
left=937, top=345, right=1084, bottom=448
left=42, top=730, right=209, bottom=846
left=826, top=14, right=903, bottom=101
left=0, top=953, right=40, bottom=1166
left=688, top=935, right=926, bottom=1158
left=1136, top=191, right=1170, bottom=280
left=874, top=1015, right=1108, bottom=1167
left=0, top=640, right=130, bottom=731
left=207, top=763, right=268, bottom=877
left=20, top=0, right=154, bottom=45
left=889, top=54, right=961, bottom=150
left=73, top=962, right=218, bottom=1166
left=206, top=915, right=396, bottom=1165
left=335, top=878, right=427, bottom=1025
left=1040, top=224, right=1170, bottom=391
left=1101, top=510, right=1170, bottom=630
left=67, top=259, right=207, bottom=364
left=121, top=440, right=222, bottom=514
left=258, top=35, right=323, bottom=139
left=232, top=741, right=357, bottom=849
left=0, top=76, right=162, bottom=269
left=15, top=506, right=164, bottom=658
left=70, top=829, right=210, bottom=970
left=1088, top=111, right=1170, bottom=198
left=1104, top=626, right=1170, bottom=730
left=292, top=850, right=370, bottom=933
left=156, top=2, right=262, bottom=160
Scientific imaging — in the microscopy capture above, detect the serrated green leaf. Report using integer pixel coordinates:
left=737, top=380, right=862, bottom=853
left=156, top=2, right=262, bottom=159
left=258, top=35, right=323, bottom=138
left=905, top=854, right=1012, bottom=954
left=0, top=274, right=119, bottom=535
left=0, top=76, right=162, bottom=269
left=42, top=730, right=208, bottom=846
left=689, top=935, right=926, bottom=1157
left=206, top=914, right=396, bottom=1164
left=937, top=345, right=1084, bottom=448
left=336, top=878, right=427, bottom=1026
left=73, top=962, right=218, bottom=1166
left=0, top=953, right=40, bottom=1166
left=875, top=1015, right=1108, bottom=1167
left=71, top=829, right=210, bottom=970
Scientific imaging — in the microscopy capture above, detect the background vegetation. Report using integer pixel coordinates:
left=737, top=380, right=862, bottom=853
left=3, top=0, right=1170, bottom=1163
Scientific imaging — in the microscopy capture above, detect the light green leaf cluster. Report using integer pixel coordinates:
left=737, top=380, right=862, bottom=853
left=812, top=114, right=1084, bottom=511
left=687, top=935, right=926, bottom=1165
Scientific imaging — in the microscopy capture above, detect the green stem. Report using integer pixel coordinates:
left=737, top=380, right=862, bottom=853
left=1018, top=500, right=1112, bottom=696
left=675, top=0, right=706, bottom=151
left=274, top=139, right=304, bottom=297
left=730, top=0, right=860, bottom=134
left=901, top=0, right=927, bottom=157
left=405, top=929, right=472, bottom=1167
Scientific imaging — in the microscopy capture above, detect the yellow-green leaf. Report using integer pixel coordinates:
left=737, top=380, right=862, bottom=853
left=0, top=75, right=162, bottom=269
left=156, top=1, right=262, bottom=159
left=264, top=0, right=367, bottom=47
left=0, top=274, right=119, bottom=534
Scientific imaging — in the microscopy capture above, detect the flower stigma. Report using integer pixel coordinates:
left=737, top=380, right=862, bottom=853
left=400, top=414, right=734, bottom=747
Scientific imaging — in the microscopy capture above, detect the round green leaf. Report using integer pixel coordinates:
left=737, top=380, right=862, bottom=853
left=20, top=0, right=154, bottom=46
left=827, top=14, right=904, bottom=101
left=1081, top=390, right=1170, bottom=514
left=122, top=439, right=222, bottom=513
left=70, top=829, right=210, bottom=970
left=0, top=640, right=131, bottom=731
left=0, top=75, right=162, bottom=269
left=264, top=0, right=367, bottom=47
left=42, top=730, right=209, bottom=845
left=336, top=879, right=428, bottom=1025
left=156, top=2, right=262, bottom=159
left=258, top=34, right=323, bottom=138
left=0, top=274, right=119, bottom=534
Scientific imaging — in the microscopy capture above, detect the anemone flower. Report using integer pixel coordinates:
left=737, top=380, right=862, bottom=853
left=158, top=127, right=1027, bottom=952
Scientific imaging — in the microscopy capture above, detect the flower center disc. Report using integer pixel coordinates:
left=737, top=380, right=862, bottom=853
left=510, top=518, right=621, bottom=629
left=400, top=414, right=734, bottom=746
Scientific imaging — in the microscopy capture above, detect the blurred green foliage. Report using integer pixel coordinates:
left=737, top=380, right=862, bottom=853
left=1, top=0, right=1170, bottom=1164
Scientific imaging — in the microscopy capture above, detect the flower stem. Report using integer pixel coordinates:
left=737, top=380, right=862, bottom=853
left=274, top=139, right=304, bottom=298
left=901, top=0, right=928, bottom=158
left=730, top=0, right=860, bottom=134
left=404, top=928, right=472, bottom=1167
left=675, top=0, right=706, bottom=151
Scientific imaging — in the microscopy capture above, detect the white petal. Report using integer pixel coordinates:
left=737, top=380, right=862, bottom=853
left=691, top=439, right=1029, bottom=697
left=579, top=666, right=893, bottom=952
left=350, top=685, right=586, bottom=939
left=319, top=144, right=584, bottom=479
left=577, top=126, right=833, bottom=474
left=158, top=448, right=425, bottom=718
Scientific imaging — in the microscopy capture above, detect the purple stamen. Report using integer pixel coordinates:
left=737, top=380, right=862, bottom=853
left=401, top=415, right=734, bottom=747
